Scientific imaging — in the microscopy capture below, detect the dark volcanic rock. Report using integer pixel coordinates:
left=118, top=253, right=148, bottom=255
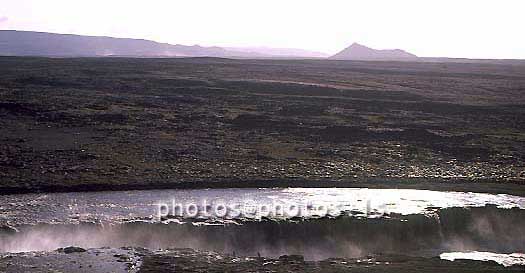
left=1, top=57, right=525, bottom=194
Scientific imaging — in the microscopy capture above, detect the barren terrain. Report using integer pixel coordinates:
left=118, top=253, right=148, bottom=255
left=1, top=57, right=525, bottom=194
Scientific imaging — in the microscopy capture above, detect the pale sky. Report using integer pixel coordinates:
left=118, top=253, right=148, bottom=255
left=0, top=0, right=524, bottom=59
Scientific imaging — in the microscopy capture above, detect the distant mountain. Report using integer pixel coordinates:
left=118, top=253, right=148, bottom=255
left=0, top=30, right=329, bottom=59
left=224, top=46, right=329, bottom=58
left=0, top=30, right=256, bottom=58
left=331, top=43, right=417, bottom=61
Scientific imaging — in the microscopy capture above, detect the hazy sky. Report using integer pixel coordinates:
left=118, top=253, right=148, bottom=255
left=1, top=0, right=524, bottom=59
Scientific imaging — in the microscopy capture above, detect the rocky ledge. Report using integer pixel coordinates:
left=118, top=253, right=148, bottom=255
left=0, top=247, right=522, bottom=273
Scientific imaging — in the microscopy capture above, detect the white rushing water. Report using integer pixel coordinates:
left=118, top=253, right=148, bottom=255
left=440, top=252, right=525, bottom=267
left=1, top=188, right=524, bottom=226
left=0, top=188, right=524, bottom=264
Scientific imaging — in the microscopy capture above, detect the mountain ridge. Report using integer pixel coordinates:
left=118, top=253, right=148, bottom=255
left=0, top=30, right=327, bottom=58
left=1, top=30, right=523, bottom=63
left=0, top=30, right=238, bottom=57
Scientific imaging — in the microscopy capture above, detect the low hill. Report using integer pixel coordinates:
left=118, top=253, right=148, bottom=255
left=331, top=43, right=418, bottom=61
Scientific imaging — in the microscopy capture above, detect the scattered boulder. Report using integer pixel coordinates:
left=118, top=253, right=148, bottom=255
left=57, top=246, right=87, bottom=254
left=279, top=254, right=304, bottom=262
